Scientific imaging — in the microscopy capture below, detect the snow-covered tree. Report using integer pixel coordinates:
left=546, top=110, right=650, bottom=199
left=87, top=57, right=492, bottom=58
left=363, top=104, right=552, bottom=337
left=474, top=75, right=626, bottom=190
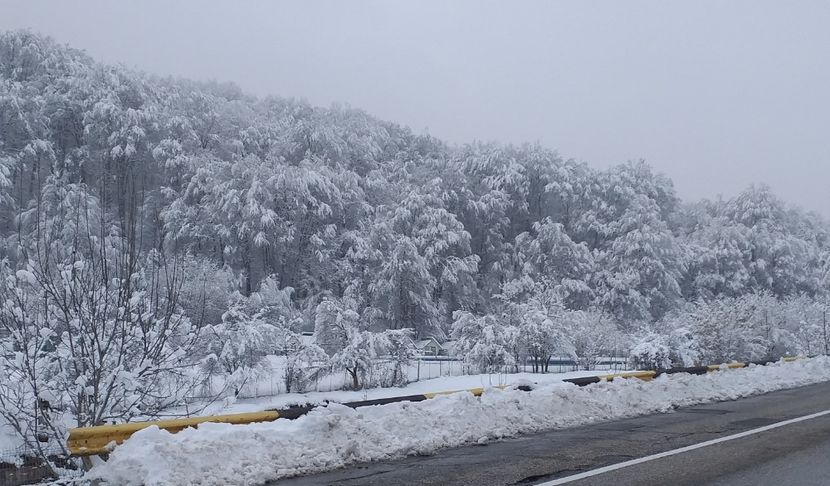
left=383, top=328, right=417, bottom=387
left=313, top=298, right=415, bottom=389
left=567, top=310, right=620, bottom=370
left=329, top=330, right=384, bottom=390
left=0, top=178, right=207, bottom=458
left=451, top=311, right=515, bottom=373
left=510, top=218, right=594, bottom=309
left=277, top=331, right=327, bottom=394
left=201, top=304, right=277, bottom=397
left=313, top=298, right=360, bottom=356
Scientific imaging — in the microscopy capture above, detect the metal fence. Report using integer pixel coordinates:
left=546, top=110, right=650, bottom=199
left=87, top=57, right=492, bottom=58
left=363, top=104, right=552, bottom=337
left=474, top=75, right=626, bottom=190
left=410, top=355, right=630, bottom=381
left=0, top=444, right=83, bottom=486
left=182, top=355, right=633, bottom=403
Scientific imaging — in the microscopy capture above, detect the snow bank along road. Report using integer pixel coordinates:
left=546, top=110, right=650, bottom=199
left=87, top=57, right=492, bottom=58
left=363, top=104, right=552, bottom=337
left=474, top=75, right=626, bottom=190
left=279, top=379, right=830, bottom=486
left=89, top=357, right=830, bottom=486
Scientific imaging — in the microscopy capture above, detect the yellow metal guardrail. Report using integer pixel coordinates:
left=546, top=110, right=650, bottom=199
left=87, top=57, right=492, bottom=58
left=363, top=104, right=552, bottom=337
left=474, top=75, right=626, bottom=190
left=67, top=357, right=801, bottom=457
left=602, top=370, right=657, bottom=382
left=62, top=370, right=681, bottom=456
left=707, top=362, right=747, bottom=371
left=68, top=410, right=279, bottom=456
left=422, top=384, right=511, bottom=399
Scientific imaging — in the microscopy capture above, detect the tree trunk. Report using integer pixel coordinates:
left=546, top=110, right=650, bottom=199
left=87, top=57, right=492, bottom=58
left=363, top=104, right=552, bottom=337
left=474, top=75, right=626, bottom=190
left=348, top=367, right=360, bottom=389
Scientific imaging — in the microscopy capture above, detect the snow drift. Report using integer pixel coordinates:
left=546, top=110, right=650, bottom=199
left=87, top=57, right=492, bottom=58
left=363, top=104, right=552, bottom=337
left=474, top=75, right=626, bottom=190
left=91, top=357, right=830, bottom=486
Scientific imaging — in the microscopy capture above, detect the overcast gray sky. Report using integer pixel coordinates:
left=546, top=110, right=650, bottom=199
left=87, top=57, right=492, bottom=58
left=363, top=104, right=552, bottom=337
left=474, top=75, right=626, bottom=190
left=2, top=1, right=829, bottom=214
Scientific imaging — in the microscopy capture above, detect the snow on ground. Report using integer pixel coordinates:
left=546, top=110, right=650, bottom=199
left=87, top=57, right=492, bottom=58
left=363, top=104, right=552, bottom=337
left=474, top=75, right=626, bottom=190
left=189, top=355, right=613, bottom=405
left=90, top=357, right=830, bottom=486
left=0, top=361, right=615, bottom=455
left=202, top=368, right=608, bottom=415
left=0, top=423, right=22, bottom=453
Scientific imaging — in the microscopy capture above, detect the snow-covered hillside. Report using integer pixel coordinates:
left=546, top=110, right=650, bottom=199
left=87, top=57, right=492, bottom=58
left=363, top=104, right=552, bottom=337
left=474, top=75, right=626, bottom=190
left=2, top=29, right=830, bottom=469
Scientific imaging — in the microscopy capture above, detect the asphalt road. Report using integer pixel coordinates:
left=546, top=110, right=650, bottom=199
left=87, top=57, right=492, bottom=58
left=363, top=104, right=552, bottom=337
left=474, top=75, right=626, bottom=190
left=273, top=380, right=830, bottom=486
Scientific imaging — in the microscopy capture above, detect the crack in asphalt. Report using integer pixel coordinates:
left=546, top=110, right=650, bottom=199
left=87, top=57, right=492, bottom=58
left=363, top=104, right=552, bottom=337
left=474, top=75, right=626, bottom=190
left=512, top=464, right=593, bottom=485
left=510, top=453, right=639, bottom=485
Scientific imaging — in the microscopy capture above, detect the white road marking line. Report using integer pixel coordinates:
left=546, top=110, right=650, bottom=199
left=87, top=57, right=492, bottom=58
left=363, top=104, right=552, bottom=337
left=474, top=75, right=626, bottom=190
left=536, top=408, right=830, bottom=485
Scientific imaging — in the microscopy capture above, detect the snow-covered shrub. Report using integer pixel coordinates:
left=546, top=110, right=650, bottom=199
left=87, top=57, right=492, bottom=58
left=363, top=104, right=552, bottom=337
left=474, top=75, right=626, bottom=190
left=277, top=332, right=327, bottom=394
left=202, top=278, right=307, bottom=396
left=451, top=311, right=515, bottom=374
left=313, top=298, right=360, bottom=356
left=667, top=326, right=701, bottom=366
left=328, top=330, right=387, bottom=390
left=202, top=305, right=280, bottom=397
left=313, top=298, right=415, bottom=389
left=378, top=329, right=417, bottom=387
left=567, top=309, right=620, bottom=370
left=630, top=332, right=672, bottom=369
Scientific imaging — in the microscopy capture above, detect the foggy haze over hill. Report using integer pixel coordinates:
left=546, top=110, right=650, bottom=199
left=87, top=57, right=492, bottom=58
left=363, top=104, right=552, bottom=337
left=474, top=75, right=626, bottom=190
left=1, top=0, right=828, bottom=216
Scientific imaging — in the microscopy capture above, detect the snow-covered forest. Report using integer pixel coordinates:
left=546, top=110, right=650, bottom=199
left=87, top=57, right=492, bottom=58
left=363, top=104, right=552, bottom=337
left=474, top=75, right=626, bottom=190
left=2, top=30, right=830, bottom=454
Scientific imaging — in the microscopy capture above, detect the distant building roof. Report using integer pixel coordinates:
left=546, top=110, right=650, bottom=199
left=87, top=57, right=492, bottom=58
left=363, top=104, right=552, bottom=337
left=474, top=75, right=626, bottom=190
left=415, top=337, right=444, bottom=349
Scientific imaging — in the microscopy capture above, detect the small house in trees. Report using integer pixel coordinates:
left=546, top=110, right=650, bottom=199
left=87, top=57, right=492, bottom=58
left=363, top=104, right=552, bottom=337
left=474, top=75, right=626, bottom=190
left=300, top=331, right=315, bottom=347
left=415, top=337, right=445, bottom=356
